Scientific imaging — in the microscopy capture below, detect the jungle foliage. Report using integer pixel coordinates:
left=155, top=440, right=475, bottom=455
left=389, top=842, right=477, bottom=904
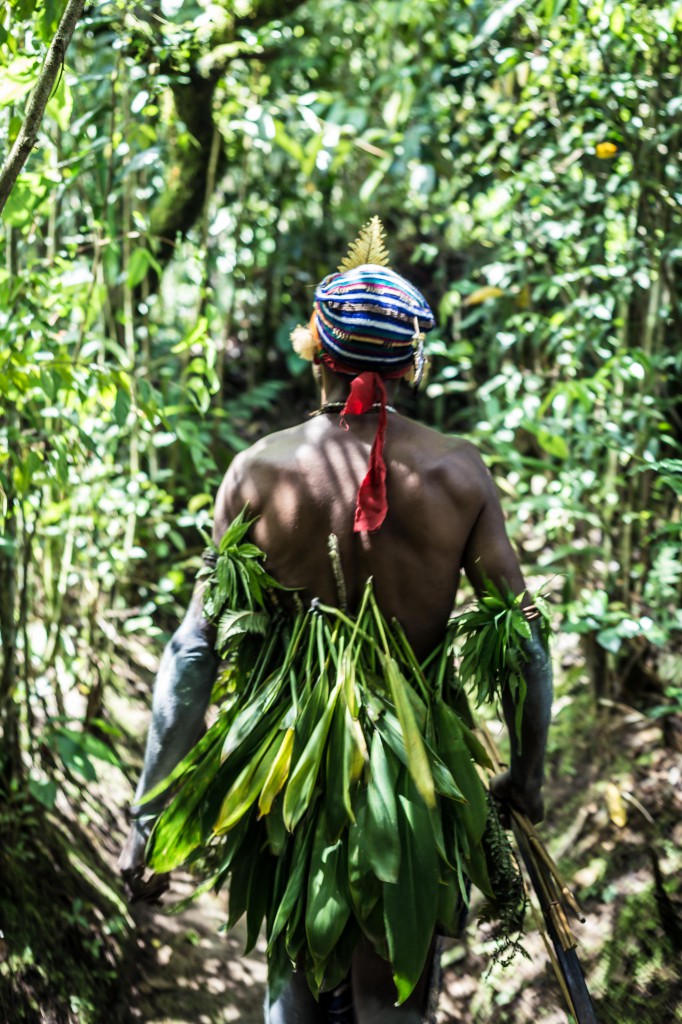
left=1, top=0, right=681, bottom=1021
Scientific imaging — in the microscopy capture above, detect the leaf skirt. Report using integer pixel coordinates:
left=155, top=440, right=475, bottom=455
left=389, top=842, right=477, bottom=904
left=147, top=523, right=522, bottom=1003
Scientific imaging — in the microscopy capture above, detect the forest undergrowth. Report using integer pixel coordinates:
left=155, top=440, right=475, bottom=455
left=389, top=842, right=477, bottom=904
left=0, top=769, right=134, bottom=1023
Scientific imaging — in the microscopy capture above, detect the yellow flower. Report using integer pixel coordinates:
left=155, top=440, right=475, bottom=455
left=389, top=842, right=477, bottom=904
left=462, top=285, right=505, bottom=307
left=595, top=142, right=618, bottom=159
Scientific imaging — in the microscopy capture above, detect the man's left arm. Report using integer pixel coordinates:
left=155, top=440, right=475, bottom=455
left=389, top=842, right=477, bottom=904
left=462, top=454, right=553, bottom=823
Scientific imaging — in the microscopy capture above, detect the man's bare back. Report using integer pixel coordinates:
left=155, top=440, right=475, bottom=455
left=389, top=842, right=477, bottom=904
left=214, top=410, right=526, bottom=660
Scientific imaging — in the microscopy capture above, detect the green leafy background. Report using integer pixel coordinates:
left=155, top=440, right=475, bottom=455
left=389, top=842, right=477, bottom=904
left=1, top=0, right=681, bottom=1021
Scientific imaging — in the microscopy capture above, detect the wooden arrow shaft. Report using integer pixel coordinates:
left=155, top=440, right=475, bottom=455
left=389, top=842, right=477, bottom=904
left=513, top=820, right=599, bottom=1024
left=478, top=722, right=598, bottom=1022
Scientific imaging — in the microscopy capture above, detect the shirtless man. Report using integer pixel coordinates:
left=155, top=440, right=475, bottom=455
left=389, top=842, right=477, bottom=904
left=119, top=255, right=552, bottom=1023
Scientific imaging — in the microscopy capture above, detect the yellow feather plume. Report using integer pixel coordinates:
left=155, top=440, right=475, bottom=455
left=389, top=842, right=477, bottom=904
left=338, top=216, right=390, bottom=272
left=290, top=314, right=320, bottom=361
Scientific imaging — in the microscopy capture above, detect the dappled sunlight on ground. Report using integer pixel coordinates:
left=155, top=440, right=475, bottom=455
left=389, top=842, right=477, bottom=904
left=128, top=876, right=267, bottom=1024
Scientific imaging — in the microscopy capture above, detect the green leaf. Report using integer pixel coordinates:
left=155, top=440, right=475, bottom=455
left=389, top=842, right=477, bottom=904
left=148, top=738, right=227, bottom=872
left=0, top=56, right=38, bottom=107
left=126, top=247, right=162, bottom=288
left=312, top=916, right=361, bottom=995
left=610, top=3, right=625, bottom=36
left=265, top=795, right=288, bottom=855
left=305, top=813, right=351, bottom=962
left=273, top=119, right=304, bottom=164
left=172, top=316, right=208, bottom=354
left=458, top=720, right=494, bottom=772
left=283, top=682, right=341, bottom=831
left=536, top=428, right=569, bottom=460
left=434, top=701, right=488, bottom=848
left=348, top=789, right=381, bottom=928
left=138, top=719, right=228, bottom=806
left=221, top=671, right=286, bottom=761
left=259, top=727, right=295, bottom=817
left=217, top=608, right=268, bottom=648
left=245, top=849, right=275, bottom=954
left=429, top=748, right=467, bottom=803
left=269, top=816, right=315, bottom=947
left=436, top=866, right=464, bottom=936
left=383, top=655, right=435, bottom=809
left=301, top=132, right=324, bottom=177
left=227, top=842, right=254, bottom=928
left=218, top=508, right=254, bottom=550
left=75, top=730, right=121, bottom=768
left=28, top=777, right=57, bottom=808
left=215, top=725, right=281, bottom=833
left=324, top=698, right=357, bottom=840
left=113, top=386, right=130, bottom=427
left=366, top=732, right=400, bottom=883
left=54, top=731, right=96, bottom=781
left=289, top=671, right=329, bottom=766
left=383, top=778, right=439, bottom=1005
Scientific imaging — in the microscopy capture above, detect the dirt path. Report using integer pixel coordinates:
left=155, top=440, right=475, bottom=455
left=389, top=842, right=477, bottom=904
left=123, top=884, right=568, bottom=1024
left=127, top=878, right=267, bottom=1024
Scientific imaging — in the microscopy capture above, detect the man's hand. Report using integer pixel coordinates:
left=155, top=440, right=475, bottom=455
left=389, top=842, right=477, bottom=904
left=490, top=769, right=544, bottom=825
left=118, top=822, right=170, bottom=904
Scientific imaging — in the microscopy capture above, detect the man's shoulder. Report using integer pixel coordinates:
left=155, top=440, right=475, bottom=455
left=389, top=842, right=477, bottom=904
left=395, top=417, right=488, bottom=467
left=397, top=421, right=493, bottom=511
left=233, top=419, right=321, bottom=470
left=213, top=421, right=316, bottom=536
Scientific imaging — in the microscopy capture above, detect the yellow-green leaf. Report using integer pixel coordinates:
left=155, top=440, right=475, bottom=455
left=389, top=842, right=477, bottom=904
left=462, top=285, right=505, bottom=306
left=258, top=727, right=295, bottom=817
left=215, top=727, right=279, bottom=833
left=283, top=683, right=341, bottom=831
left=383, top=655, right=435, bottom=809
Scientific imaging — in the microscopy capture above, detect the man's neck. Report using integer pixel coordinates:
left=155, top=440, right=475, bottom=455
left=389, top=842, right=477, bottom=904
left=320, top=378, right=352, bottom=405
left=319, top=369, right=398, bottom=407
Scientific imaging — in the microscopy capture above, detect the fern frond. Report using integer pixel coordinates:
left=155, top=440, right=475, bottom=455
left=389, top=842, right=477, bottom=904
left=338, top=216, right=390, bottom=271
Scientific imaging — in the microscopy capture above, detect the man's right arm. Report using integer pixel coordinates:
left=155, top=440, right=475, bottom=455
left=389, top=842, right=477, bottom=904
left=118, top=582, right=219, bottom=898
left=461, top=449, right=553, bottom=823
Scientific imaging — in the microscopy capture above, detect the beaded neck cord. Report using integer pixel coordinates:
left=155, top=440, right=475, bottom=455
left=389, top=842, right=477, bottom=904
left=311, top=401, right=397, bottom=417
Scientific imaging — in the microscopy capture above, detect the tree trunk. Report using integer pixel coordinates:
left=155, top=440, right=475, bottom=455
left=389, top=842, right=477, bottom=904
left=142, top=0, right=309, bottom=276
left=0, top=0, right=85, bottom=215
left=0, top=429, right=20, bottom=785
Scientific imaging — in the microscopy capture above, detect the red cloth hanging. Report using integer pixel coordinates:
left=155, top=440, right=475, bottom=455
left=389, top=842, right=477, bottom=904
left=340, top=372, right=389, bottom=533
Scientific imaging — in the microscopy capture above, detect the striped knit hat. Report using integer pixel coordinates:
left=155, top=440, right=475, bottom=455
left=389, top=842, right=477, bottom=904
left=313, top=264, right=435, bottom=378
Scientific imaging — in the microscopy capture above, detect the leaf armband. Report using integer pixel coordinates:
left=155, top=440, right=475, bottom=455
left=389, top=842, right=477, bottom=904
left=452, top=582, right=551, bottom=745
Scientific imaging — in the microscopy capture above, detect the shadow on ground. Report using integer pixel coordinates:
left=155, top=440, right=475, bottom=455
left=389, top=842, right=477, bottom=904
left=127, top=876, right=267, bottom=1024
